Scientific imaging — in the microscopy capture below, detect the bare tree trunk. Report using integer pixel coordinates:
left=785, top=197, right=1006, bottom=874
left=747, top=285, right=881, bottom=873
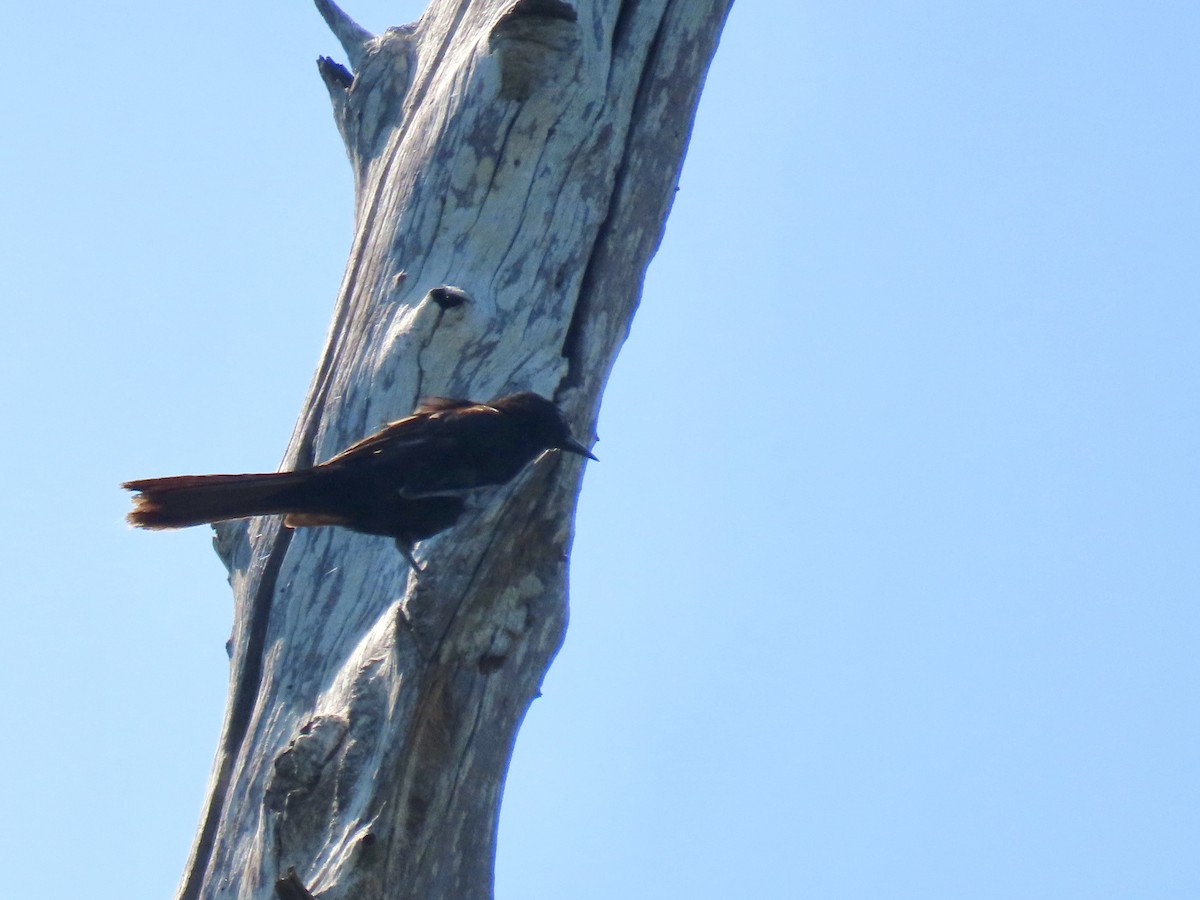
left=177, top=1, right=731, bottom=897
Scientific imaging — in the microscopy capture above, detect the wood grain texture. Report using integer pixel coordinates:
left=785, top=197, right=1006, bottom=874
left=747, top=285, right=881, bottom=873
left=181, top=1, right=732, bottom=897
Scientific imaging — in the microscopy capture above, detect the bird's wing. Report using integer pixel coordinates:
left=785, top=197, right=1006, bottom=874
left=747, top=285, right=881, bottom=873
left=319, top=399, right=483, bottom=466
left=321, top=417, right=434, bottom=464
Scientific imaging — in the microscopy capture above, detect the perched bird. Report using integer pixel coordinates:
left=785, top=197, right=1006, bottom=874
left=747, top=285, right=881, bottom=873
left=123, top=391, right=596, bottom=567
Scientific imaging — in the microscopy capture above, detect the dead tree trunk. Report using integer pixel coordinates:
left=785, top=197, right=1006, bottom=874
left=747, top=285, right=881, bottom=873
left=177, top=1, right=731, bottom=897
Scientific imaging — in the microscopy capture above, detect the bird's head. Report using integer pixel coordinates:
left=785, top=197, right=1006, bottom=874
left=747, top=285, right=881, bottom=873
left=491, top=392, right=598, bottom=460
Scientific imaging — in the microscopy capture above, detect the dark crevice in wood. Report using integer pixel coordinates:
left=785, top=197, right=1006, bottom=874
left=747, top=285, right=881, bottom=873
left=490, top=0, right=581, bottom=101
left=610, top=0, right=639, bottom=62
left=428, top=285, right=471, bottom=309
left=497, top=0, right=577, bottom=28
left=563, top=0, right=729, bottom=392
left=561, top=5, right=670, bottom=386
left=275, top=868, right=317, bottom=900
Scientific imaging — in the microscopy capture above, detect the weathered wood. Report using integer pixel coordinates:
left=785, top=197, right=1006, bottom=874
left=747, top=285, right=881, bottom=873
left=179, top=1, right=731, bottom=897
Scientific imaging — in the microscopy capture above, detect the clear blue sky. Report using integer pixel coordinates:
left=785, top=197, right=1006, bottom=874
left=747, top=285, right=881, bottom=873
left=3, top=2, right=1196, bottom=897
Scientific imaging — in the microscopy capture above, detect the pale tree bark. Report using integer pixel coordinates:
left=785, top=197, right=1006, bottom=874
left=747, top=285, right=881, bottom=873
left=178, top=1, right=731, bottom=897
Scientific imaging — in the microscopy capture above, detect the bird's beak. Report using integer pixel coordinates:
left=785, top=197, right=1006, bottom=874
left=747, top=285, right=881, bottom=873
left=560, top=435, right=598, bottom=461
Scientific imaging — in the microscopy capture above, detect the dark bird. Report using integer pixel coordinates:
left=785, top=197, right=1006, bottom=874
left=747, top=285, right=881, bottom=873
left=123, top=391, right=596, bottom=568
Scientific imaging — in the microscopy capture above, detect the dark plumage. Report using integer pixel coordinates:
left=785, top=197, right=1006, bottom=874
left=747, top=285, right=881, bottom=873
left=123, top=391, right=595, bottom=567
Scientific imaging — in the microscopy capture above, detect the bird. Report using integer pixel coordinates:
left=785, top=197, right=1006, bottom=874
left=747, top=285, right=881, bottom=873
left=123, top=391, right=596, bottom=568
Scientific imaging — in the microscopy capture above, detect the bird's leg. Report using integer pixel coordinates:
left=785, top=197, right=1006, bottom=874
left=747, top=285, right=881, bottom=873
left=395, top=538, right=424, bottom=575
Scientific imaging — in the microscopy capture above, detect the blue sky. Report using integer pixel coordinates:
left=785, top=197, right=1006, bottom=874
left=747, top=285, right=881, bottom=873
left=2, top=2, right=1196, bottom=897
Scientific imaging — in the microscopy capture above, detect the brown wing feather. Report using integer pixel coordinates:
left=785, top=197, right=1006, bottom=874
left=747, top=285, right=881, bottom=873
left=320, top=398, right=486, bottom=466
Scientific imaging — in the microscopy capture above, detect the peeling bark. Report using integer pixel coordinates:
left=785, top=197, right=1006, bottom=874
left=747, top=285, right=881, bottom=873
left=180, top=1, right=731, bottom=897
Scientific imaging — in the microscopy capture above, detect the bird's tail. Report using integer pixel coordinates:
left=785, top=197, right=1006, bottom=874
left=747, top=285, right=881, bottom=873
left=123, top=472, right=314, bottom=529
